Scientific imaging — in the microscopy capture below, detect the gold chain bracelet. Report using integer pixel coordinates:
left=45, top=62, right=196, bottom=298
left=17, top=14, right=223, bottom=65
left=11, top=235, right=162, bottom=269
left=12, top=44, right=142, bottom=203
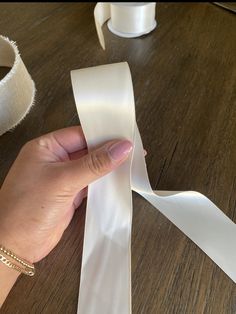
left=0, top=245, right=35, bottom=276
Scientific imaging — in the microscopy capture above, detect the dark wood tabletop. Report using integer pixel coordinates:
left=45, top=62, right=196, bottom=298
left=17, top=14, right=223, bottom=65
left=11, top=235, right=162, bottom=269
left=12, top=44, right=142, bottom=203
left=0, top=3, right=236, bottom=314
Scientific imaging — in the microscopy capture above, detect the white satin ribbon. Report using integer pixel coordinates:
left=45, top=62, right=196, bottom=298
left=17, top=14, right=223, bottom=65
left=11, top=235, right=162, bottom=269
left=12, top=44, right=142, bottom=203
left=0, top=36, right=35, bottom=136
left=71, top=62, right=236, bottom=314
left=94, top=2, right=157, bottom=49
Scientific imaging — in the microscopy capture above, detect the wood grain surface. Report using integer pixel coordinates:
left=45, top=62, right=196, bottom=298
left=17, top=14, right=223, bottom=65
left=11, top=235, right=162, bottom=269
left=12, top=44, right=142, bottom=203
left=0, top=3, right=236, bottom=314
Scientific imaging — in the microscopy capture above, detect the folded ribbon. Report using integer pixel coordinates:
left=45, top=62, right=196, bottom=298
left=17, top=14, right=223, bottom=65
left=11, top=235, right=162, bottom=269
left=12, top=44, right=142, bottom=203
left=94, top=2, right=157, bottom=49
left=0, top=36, right=35, bottom=136
left=71, top=62, right=236, bottom=314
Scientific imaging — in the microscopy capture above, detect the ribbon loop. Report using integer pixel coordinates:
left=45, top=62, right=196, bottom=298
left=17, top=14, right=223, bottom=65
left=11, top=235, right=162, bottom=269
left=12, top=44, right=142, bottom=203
left=0, top=36, right=35, bottom=136
left=71, top=62, right=236, bottom=314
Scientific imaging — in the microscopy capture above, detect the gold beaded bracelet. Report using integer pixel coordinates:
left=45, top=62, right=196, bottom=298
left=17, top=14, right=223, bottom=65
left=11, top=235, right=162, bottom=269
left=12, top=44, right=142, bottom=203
left=0, top=245, right=35, bottom=276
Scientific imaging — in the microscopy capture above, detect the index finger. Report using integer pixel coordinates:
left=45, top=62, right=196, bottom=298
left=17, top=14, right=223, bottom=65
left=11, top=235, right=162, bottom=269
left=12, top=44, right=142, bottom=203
left=51, top=125, right=87, bottom=153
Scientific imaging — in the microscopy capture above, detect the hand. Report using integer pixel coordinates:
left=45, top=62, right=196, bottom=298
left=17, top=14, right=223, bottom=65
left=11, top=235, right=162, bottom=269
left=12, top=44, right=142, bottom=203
left=0, top=126, right=133, bottom=263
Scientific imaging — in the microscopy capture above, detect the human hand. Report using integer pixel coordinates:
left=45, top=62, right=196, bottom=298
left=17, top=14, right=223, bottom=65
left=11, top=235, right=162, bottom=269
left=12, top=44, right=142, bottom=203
left=0, top=126, right=133, bottom=263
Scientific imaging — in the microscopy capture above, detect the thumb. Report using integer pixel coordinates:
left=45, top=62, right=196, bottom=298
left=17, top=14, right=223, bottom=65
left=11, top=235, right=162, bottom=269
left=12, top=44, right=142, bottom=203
left=62, top=140, right=133, bottom=190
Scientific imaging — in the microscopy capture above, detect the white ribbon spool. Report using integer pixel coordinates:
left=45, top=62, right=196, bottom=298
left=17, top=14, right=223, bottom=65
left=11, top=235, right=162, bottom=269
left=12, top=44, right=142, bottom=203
left=94, top=2, right=157, bottom=49
left=71, top=62, right=236, bottom=314
left=0, top=36, right=35, bottom=136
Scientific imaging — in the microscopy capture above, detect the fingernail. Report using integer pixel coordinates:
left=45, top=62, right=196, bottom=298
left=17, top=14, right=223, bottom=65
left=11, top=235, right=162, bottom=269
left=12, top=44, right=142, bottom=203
left=108, top=140, right=133, bottom=161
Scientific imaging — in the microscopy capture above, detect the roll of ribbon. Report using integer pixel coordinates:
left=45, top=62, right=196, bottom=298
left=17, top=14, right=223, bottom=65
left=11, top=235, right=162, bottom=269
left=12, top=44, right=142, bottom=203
left=94, top=2, right=157, bottom=49
left=71, top=62, right=236, bottom=314
left=0, top=36, right=35, bottom=136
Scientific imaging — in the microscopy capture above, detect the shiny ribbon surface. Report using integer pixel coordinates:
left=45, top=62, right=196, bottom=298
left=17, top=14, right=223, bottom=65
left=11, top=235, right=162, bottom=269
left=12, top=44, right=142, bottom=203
left=94, top=2, right=157, bottom=49
left=0, top=36, right=35, bottom=136
left=71, top=62, right=236, bottom=314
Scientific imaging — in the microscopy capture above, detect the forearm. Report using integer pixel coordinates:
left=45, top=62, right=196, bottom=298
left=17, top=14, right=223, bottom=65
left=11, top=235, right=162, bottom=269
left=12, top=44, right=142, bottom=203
left=0, top=262, right=19, bottom=307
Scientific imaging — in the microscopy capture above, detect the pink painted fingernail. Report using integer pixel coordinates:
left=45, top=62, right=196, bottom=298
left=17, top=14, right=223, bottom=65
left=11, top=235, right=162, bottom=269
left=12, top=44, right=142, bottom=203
left=108, top=140, right=133, bottom=161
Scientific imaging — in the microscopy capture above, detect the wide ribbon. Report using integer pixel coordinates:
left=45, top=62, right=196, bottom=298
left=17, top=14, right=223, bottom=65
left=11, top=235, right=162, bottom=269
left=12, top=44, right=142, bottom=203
left=71, top=62, right=236, bottom=314
left=0, top=35, right=35, bottom=136
left=94, top=2, right=157, bottom=49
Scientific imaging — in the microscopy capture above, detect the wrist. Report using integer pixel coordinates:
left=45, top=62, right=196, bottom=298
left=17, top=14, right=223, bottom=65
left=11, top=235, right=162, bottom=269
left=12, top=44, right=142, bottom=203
left=0, top=230, right=34, bottom=264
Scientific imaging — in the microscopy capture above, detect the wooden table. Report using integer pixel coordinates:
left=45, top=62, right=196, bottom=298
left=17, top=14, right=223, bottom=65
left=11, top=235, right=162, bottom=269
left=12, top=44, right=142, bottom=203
left=0, top=3, right=236, bottom=313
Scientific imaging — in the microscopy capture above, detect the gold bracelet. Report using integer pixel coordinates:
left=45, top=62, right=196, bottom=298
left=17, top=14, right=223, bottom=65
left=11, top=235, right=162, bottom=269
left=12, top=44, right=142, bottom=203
left=0, top=245, right=35, bottom=276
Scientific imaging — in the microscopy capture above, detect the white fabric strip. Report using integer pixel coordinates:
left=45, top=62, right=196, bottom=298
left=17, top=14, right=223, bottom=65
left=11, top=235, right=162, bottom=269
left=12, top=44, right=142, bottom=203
left=94, top=3, right=157, bottom=49
left=71, top=63, right=134, bottom=314
left=71, top=62, right=236, bottom=314
left=0, top=35, right=35, bottom=136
